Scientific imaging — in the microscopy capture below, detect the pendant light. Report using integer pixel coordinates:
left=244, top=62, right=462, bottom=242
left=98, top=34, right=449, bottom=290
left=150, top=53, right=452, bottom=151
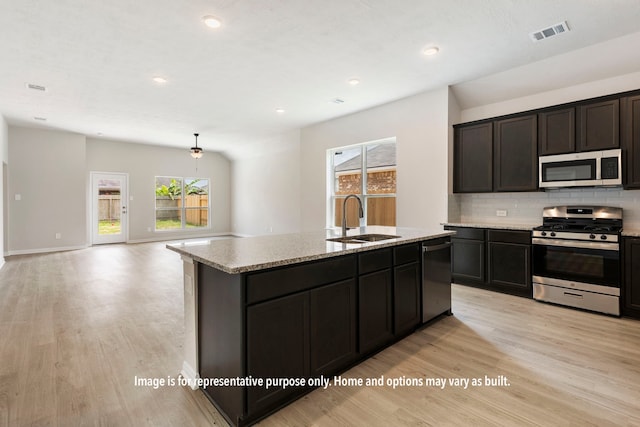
left=190, top=133, right=203, bottom=158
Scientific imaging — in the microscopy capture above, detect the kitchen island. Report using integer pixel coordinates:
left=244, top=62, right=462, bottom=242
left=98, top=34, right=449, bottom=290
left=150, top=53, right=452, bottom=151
left=167, top=226, right=454, bottom=426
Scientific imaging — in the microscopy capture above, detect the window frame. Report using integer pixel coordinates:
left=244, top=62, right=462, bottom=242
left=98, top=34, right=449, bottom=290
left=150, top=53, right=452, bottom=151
left=328, top=138, right=396, bottom=228
left=154, top=176, right=211, bottom=232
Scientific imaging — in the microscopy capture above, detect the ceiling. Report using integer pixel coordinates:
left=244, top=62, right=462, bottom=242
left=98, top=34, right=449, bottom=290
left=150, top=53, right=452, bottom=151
left=1, top=0, right=639, bottom=159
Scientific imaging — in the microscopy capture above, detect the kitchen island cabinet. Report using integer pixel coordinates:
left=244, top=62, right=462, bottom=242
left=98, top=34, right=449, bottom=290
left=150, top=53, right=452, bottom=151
left=168, top=226, right=453, bottom=427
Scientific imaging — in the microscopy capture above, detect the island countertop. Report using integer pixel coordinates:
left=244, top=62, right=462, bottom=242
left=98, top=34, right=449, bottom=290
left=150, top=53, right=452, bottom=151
left=166, top=226, right=454, bottom=274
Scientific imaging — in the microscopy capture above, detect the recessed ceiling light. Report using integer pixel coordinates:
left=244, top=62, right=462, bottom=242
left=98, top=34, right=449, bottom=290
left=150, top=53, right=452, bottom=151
left=34, top=116, right=47, bottom=121
left=275, top=108, right=285, bottom=114
left=202, top=15, right=222, bottom=28
left=348, top=78, right=360, bottom=86
left=152, top=76, right=168, bottom=84
left=422, top=46, right=440, bottom=56
left=331, top=98, right=345, bottom=104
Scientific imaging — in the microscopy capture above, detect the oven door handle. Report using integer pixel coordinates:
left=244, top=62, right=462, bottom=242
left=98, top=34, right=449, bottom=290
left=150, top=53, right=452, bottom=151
left=532, top=238, right=619, bottom=251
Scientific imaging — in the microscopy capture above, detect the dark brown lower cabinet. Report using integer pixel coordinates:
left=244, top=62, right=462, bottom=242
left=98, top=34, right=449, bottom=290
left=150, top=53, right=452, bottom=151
left=447, top=226, right=532, bottom=298
left=623, top=237, right=640, bottom=318
left=358, top=269, right=393, bottom=354
left=393, top=262, right=421, bottom=335
left=247, top=293, right=310, bottom=415
left=487, top=230, right=532, bottom=297
left=310, top=279, right=357, bottom=375
left=448, top=227, right=486, bottom=284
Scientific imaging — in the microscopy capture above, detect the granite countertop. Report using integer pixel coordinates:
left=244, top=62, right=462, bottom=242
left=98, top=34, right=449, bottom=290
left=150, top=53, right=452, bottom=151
left=622, top=228, right=640, bottom=237
left=167, top=226, right=454, bottom=274
left=442, top=222, right=540, bottom=231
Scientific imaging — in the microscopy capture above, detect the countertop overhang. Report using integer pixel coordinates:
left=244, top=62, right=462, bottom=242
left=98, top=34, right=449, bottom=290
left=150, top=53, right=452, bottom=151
left=167, top=226, right=454, bottom=274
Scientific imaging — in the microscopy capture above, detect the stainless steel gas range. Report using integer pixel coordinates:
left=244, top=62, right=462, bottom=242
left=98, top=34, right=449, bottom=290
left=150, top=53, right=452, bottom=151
left=532, top=206, right=622, bottom=316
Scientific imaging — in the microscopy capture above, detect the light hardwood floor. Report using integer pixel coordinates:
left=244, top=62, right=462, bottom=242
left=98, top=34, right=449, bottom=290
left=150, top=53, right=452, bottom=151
left=1, top=242, right=639, bottom=426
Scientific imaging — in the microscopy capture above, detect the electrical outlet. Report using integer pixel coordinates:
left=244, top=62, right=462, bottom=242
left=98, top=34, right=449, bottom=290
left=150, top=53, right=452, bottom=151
left=55, top=233, right=62, bottom=239
left=147, top=227, right=151, bottom=232
left=496, top=209, right=508, bottom=217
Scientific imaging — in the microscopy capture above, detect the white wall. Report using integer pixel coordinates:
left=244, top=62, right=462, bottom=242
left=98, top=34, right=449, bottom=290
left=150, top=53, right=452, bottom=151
left=8, top=127, right=87, bottom=254
left=0, top=115, right=7, bottom=264
left=459, top=70, right=640, bottom=123
left=86, top=137, right=231, bottom=242
left=300, top=87, right=450, bottom=231
left=231, top=131, right=301, bottom=236
left=452, top=71, right=640, bottom=228
left=5, top=126, right=232, bottom=255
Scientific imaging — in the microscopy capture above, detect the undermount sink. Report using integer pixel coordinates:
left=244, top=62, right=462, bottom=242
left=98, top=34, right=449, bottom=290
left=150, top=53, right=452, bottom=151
left=327, top=233, right=400, bottom=244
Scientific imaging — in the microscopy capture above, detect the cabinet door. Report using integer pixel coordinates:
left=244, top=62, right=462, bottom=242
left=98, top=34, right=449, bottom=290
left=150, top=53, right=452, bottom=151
left=393, top=262, right=421, bottom=336
left=494, top=115, right=538, bottom=192
left=247, top=293, right=309, bottom=414
left=358, top=269, right=393, bottom=354
left=623, top=238, right=640, bottom=318
left=310, top=279, right=357, bottom=376
left=622, top=95, right=640, bottom=188
left=451, top=238, right=485, bottom=284
left=538, top=108, right=575, bottom=155
left=454, top=122, right=493, bottom=193
left=488, top=242, right=531, bottom=297
left=578, top=99, right=620, bottom=151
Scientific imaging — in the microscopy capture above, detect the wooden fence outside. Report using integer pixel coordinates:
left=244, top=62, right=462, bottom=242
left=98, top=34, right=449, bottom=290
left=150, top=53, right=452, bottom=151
left=155, top=195, right=208, bottom=226
left=334, top=196, right=396, bottom=227
left=99, top=195, right=121, bottom=221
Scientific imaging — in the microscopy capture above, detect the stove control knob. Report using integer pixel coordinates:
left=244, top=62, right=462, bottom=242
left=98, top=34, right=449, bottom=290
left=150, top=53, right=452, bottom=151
left=550, top=232, right=556, bottom=237
left=600, top=235, right=607, bottom=240
left=589, top=234, right=596, bottom=240
left=541, top=231, right=547, bottom=237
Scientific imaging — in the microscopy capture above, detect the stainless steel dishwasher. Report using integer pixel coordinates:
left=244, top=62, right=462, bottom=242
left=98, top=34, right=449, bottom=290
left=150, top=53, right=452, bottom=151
left=422, top=237, right=452, bottom=323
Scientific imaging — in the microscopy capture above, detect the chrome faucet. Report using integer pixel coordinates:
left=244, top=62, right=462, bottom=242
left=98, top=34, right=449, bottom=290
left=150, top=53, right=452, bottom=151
left=342, top=194, right=364, bottom=237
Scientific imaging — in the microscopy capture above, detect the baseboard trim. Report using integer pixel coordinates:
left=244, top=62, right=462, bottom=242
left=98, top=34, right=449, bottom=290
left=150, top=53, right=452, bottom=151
left=7, top=244, right=89, bottom=256
left=180, top=361, right=200, bottom=390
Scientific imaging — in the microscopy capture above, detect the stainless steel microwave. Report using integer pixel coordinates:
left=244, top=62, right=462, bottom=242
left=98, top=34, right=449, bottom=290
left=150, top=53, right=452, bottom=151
left=539, top=148, right=622, bottom=188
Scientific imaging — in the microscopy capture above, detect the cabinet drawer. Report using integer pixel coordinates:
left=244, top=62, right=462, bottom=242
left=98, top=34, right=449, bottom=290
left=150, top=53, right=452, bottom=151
left=359, top=248, right=392, bottom=275
left=247, top=256, right=357, bottom=304
left=488, top=230, right=531, bottom=244
left=446, top=226, right=485, bottom=240
left=393, top=243, right=419, bottom=266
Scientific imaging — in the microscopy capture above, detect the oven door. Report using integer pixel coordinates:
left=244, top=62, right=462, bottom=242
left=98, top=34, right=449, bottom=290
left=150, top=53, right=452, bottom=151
left=532, top=239, right=620, bottom=287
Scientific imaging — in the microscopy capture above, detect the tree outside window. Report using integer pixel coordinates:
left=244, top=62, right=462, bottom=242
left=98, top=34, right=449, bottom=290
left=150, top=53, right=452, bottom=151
left=155, top=177, right=210, bottom=230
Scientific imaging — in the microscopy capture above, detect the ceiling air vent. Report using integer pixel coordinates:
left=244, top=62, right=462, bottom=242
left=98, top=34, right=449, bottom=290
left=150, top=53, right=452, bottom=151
left=530, top=21, right=570, bottom=42
left=26, top=83, right=47, bottom=92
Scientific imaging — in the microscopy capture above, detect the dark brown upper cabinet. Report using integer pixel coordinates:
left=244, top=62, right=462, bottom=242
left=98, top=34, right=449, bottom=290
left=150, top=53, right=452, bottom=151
left=577, top=99, right=620, bottom=151
left=454, top=122, right=493, bottom=193
left=493, top=115, right=538, bottom=192
left=538, top=107, right=575, bottom=155
left=622, top=94, right=640, bottom=189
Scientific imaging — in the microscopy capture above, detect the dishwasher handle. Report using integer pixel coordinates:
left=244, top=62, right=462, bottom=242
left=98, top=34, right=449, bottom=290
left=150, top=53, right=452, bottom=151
left=423, top=242, right=451, bottom=253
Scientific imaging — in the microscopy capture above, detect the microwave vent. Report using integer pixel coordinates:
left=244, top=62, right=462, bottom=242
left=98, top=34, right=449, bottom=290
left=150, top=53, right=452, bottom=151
left=530, top=21, right=570, bottom=42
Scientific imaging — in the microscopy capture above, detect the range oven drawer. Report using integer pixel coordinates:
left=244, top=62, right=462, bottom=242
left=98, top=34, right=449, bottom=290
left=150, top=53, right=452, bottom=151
left=533, top=282, right=620, bottom=316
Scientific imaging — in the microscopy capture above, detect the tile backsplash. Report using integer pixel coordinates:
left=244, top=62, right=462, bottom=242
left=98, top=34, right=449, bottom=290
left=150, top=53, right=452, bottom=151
left=449, top=187, right=640, bottom=229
